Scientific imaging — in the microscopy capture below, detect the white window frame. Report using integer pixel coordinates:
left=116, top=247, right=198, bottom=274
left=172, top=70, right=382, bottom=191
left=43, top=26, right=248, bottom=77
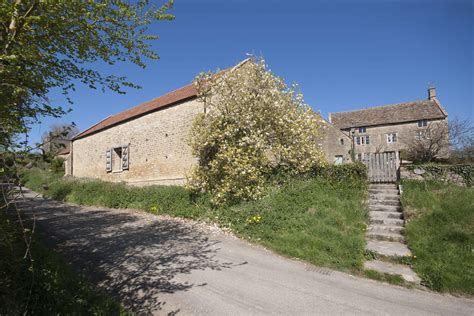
left=386, top=133, right=397, bottom=143
left=355, top=135, right=370, bottom=145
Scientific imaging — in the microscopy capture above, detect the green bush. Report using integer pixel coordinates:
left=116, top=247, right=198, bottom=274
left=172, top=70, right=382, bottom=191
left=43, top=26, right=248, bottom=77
left=50, top=157, right=65, bottom=175
left=310, top=162, right=368, bottom=186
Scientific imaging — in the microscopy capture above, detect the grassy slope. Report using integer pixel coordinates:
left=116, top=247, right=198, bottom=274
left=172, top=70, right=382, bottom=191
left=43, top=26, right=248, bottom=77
left=22, top=168, right=369, bottom=272
left=0, top=212, right=129, bottom=315
left=401, top=180, right=474, bottom=295
left=216, top=179, right=368, bottom=271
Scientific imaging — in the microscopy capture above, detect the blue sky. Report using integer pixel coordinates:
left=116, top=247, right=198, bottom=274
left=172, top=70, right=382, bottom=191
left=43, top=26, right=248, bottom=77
left=30, top=0, right=473, bottom=144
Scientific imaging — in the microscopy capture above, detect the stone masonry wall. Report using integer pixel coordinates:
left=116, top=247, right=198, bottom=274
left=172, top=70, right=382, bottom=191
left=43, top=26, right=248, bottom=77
left=72, top=98, right=203, bottom=185
left=400, top=165, right=470, bottom=186
left=341, top=118, right=449, bottom=158
left=317, top=119, right=352, bottom=164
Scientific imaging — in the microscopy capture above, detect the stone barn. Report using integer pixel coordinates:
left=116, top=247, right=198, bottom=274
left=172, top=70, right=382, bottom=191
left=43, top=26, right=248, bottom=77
left=69, top=59, right=350, bottom=185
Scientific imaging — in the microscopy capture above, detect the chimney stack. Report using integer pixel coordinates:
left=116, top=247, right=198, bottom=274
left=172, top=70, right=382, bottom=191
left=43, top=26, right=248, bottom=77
left=428, top=86, right=436, bottom=100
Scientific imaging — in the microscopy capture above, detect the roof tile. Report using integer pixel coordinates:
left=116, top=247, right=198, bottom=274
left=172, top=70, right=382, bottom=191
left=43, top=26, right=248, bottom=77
left=73, top=84, right=197, bottom=140
left=330, top=100, right=446, bottom=129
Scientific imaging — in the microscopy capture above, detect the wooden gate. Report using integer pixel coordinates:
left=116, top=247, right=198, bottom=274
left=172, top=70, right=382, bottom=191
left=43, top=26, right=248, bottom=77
left=363, top=152, right=398, bottom=183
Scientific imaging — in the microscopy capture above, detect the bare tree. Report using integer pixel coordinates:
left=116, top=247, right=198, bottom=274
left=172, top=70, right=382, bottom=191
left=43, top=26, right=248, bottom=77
left=449, top=118, right=473, bottom=163
left=404, top=120, right=450, bottom=163
left=41, top=123, right=79, bottom=154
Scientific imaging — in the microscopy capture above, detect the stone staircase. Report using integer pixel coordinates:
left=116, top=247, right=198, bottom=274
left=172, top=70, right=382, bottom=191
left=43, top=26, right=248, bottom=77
left=364, top=183, right=420, bottom=284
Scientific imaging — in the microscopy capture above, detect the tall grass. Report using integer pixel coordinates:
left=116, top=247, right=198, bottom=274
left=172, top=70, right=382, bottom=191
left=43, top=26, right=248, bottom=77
left=22, top=168, right=369, bottom=272
left=401, top=180, right=474, bottom=295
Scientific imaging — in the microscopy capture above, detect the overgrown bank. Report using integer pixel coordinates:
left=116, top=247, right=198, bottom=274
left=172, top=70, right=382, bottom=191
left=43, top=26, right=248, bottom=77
left=0, top=210, right=129, bottom=315
left=401, top=180, right=474, bottom=295
left=21, top=164, right=369, bottom=272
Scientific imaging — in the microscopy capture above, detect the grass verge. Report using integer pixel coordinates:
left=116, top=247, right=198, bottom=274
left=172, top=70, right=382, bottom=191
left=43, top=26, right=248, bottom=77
left=22, top=168, right=369, bottom=273
left=0, top=211, right=130, bottom=315
left=401, top=180, right=474, bottom=296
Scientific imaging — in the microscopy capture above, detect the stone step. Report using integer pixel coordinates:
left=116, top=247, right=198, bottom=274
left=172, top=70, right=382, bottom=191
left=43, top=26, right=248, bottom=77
left=364, top=260, right=420, bottom=284
left=366, top=240, right=412, bottom=257
left=368, top=225, right=405, bottom=234
left=369, top=194, right=400, bottom=201
left=369, top=204, right=402, bottom=212
left=368, top=189, right=399, bottom=195
left=370, top=211, right=404, bottom=219
left=369, top=199, right=400, bottom=207
left=367, top=231, right=405, bottom=242
left=369, top=184, right=398, bottom=190
left=370, top=218, right=405, bottom=226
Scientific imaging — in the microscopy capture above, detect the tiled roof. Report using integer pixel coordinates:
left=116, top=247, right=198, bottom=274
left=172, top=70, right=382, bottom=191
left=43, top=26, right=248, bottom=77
left=329, top=100, right=447, bottom=129
left=73, top=58, right=253, bottom=140
left=73, top=84, right=198, bottom=140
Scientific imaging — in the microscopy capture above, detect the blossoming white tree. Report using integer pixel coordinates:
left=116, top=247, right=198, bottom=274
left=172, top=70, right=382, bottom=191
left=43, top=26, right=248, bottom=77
left=188, top=57, right=326, bottom=205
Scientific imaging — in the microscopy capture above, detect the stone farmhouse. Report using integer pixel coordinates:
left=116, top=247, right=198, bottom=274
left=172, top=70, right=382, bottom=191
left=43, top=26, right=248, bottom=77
left=68, top=60, right=350, bottom=185
left=67, top=57, right=447, bottom=186
left=329, top=87, right=448, bottom=163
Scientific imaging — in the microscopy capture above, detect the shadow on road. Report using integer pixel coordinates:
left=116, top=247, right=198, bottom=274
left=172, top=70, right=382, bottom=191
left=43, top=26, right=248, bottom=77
left=19, top=195, right=233, bottom=314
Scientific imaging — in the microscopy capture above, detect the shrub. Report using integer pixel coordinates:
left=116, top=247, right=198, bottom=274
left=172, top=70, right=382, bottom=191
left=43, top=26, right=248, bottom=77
left=311, top=162, right=367, bottom=186
left=188, top=57, right=326, bottom=205
left=50, top=157, right=65, bottom=174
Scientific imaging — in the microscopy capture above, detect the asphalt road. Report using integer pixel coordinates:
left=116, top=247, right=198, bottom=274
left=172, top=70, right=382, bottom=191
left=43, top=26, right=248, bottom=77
left=17, top=189, right=473, bottom=315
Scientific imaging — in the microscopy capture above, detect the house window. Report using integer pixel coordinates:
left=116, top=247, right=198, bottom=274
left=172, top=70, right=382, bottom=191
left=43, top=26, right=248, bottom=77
left=355, top=136, right=370, bottom=145
left=106, top=145, right=129, bottom=172
left=334, top=155, right=343, bottom=165
left=359, top=127, right=367, bottom=133
left=418, top=120, right=428, bottom=127
left=387, top=133, right=397, bottom=143
left=340, top=138, right=344, bottom=145
left=415, top=130, right=430, bottom=140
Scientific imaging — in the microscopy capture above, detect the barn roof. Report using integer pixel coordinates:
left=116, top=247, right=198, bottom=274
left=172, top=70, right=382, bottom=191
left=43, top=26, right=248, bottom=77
left=72, top=84, right=198, bottom=140
left=73, top=58, right=252, bottom=140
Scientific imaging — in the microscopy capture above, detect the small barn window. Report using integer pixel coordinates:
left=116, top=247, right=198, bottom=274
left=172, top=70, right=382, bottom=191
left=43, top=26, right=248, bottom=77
left=106, top=145, right=129, bottom=172
left=340, top=138, right=344, bottom=145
